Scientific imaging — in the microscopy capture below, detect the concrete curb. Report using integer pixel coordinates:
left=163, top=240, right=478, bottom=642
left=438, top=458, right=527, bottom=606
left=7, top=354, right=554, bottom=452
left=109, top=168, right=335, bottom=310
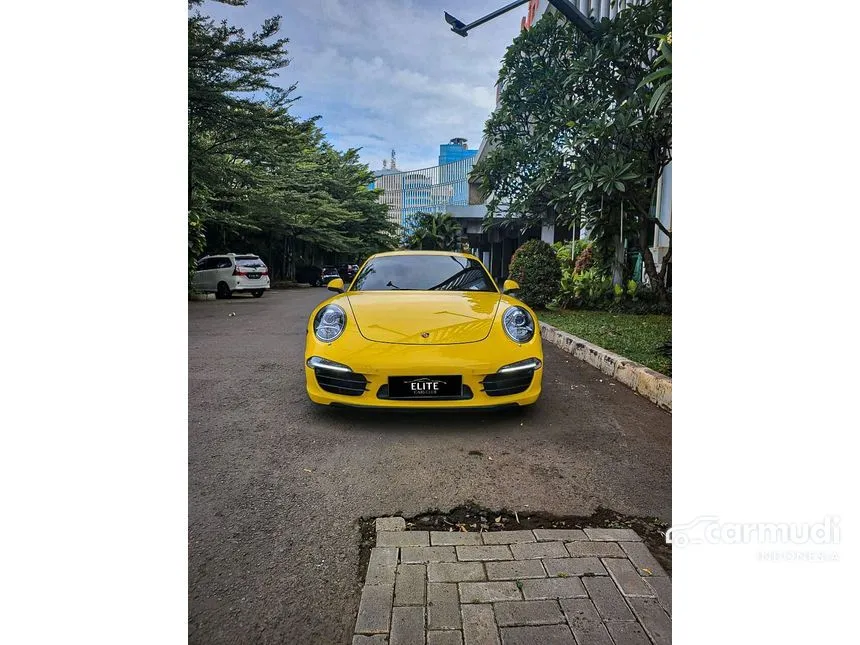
left=539, top=321, right=671, bottom=413
left=271, top=282, right=312, bottom=290
left=188, top=293, right=215, bottom=301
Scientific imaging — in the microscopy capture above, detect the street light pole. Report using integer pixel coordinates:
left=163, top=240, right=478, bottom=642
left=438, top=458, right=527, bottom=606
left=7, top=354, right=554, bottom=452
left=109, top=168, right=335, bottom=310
left=444, top=0, right=530, bottom=37
left=444, top=0, right=597, bottom=41
left=447, top=0, right=600, bottom=273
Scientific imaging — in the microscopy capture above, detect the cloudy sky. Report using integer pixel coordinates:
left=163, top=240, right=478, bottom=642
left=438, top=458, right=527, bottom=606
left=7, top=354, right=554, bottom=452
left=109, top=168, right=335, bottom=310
left=196, top=0, right=527, bottom=171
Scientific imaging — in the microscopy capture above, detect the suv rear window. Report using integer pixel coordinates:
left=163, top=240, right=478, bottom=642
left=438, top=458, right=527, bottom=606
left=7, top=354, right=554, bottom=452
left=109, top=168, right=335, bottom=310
left=235, top=256, right=265, bottom=267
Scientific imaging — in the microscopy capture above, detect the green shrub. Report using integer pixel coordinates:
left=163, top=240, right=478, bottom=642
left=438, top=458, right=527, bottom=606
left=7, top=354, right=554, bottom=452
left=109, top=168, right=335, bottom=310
left=577, top=269, right=612, bottom=304
left=574, top=238, right=591, bottom=259
left=557, top=267, right=612, bottom=309
left=606, top=285, right=672, bottom=314
left=556, top=267, right=670, bottom=314
left=553, top=239, right=598, bottom=273
left=551, top=241, right=575, bottom=271
left=573, top=244, right=594, bottom=273
left=626, top=279, right=638, bottom=300
left=508, top=239, right=562, bottom=309
left=557, top=269, right=577, bottom=309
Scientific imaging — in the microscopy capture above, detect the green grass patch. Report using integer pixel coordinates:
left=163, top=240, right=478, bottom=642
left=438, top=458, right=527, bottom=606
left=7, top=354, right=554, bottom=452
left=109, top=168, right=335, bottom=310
left=539, top=308, right=672, bottom=376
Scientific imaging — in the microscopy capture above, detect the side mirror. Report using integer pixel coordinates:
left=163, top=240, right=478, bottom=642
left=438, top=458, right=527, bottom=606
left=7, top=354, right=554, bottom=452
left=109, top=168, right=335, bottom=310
left=327, top=277, right=345, bottom=293
left=502, top=279, right=520, bottom=294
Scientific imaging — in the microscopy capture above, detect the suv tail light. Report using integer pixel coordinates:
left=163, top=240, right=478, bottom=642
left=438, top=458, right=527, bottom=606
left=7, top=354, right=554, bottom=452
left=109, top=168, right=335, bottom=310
left=261, top=268, right=268, bottom=276
left=232, top=266, right=242, bottom=276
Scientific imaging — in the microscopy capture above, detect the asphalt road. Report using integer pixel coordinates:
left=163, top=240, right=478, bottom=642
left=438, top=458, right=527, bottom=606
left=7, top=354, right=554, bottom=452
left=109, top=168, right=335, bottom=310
left=188, top=288, right=671, bottom=645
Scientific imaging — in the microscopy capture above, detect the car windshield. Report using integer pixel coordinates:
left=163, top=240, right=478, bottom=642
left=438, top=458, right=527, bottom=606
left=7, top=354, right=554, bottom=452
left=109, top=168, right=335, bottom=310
left=350, top=255, right=496, bottom=292
left=323, top=267, right=339, bottom=274
left=235, top=256, right=264, bottom=267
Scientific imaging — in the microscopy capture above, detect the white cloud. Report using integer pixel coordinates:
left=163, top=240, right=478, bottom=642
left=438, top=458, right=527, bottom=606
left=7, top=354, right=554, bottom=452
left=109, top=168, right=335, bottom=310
left=196, top=0, right=526, bottom=170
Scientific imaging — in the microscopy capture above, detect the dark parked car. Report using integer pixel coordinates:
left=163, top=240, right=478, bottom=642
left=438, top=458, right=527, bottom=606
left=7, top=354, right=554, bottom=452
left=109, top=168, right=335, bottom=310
left=339, top=263, right=359, bottom=281
left=295, top=265, right=323, bottom=287
left=321, top=266, right=341, bottom=285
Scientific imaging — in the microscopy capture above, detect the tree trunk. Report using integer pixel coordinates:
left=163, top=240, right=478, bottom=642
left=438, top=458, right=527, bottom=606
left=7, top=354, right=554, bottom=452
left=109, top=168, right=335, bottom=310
left=287, top=237, right=296, bottom=281
left=611, top=234, right=624, bottom=287
left=282, top=235, right=288, bottom=281
left=639, top=216, right=668, bottom=303
left=574, top=214, right=581, bottom=241
left=269, top=233, right=276, bottom=281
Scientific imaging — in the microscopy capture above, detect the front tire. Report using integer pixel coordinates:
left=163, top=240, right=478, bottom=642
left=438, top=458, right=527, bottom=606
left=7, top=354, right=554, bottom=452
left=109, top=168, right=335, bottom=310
left=216, top=282, right=232, bottom=299
left=252, top=290, right=264, bottom=298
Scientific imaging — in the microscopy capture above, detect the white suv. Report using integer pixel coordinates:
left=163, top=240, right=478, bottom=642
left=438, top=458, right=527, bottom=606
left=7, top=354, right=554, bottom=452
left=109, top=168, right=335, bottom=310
left=193, top=253, right=271, bottom=299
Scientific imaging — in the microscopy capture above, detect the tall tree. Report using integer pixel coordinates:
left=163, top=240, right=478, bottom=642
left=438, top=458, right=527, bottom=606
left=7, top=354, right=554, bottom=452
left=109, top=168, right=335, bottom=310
left=404, top=212, right=464, bottom=251
left=188, top=0, right=395, bottom=282
left=472, top=1, right=672, bottom=300
left=188, top=0, right=295, bottom=226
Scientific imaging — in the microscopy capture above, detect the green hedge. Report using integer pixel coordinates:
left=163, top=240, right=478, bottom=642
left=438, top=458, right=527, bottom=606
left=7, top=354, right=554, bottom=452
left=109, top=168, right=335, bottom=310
left=508, top=240, right=562, bottom=309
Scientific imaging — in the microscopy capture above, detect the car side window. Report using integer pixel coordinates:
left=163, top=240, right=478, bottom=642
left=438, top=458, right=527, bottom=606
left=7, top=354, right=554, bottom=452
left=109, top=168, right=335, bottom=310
left=196, top=259, right=207, bottom=270
left=216, top=258, right=232, bottom=269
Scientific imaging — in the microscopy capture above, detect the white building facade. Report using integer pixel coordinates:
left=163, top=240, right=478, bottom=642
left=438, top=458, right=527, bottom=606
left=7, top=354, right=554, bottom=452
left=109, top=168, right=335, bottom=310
left=370, top=142, right=481, bottom=234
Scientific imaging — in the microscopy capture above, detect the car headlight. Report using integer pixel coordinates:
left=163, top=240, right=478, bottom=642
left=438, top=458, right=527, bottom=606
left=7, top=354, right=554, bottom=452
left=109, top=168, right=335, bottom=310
left=313, top=304, right=346, bottom=342
left=502, top=306, right=535, bottom=343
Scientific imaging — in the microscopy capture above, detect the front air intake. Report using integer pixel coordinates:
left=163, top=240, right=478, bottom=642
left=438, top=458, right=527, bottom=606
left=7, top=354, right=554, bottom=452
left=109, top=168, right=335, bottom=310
left=481, top=370, right=534, bottom=397
left=314, top=370, right=368, bottom=396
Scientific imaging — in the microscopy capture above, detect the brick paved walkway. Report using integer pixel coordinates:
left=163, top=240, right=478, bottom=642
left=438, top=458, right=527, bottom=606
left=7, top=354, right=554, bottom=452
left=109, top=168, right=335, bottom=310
left=353, top=518, right=671, bottom=645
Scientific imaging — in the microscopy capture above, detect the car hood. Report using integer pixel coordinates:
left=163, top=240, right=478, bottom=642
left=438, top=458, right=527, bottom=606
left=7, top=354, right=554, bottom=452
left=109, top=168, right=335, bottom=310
left=345, top=291, right=501, bottom=344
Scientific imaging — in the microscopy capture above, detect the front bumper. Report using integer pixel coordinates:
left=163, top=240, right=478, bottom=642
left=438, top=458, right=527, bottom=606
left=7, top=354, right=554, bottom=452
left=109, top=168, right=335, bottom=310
left=305, top=335, right=542, bottom=409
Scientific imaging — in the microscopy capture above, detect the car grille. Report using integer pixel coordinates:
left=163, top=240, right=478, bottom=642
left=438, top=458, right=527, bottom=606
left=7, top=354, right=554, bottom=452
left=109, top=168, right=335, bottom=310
left=481, top=370, right=535, bottom=397
left=376, top=384, right=474, bottom=401
left=314, top=370, right=368, bottom=396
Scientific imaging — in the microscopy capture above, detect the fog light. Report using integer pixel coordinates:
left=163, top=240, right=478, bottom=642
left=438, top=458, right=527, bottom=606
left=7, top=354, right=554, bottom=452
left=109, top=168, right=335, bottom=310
left=497, top=358, right=542, bottom=373
left=307, top=356, right=352, bottom=373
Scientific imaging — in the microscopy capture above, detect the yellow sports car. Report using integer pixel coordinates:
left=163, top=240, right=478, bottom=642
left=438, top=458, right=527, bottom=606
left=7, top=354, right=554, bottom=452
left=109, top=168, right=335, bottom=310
left=304, top=250, right=542, bottom=409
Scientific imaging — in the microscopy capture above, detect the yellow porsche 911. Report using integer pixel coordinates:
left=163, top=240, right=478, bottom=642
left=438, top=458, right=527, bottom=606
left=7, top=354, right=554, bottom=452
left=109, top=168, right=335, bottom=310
left=304, top=250, right=542, bottom=409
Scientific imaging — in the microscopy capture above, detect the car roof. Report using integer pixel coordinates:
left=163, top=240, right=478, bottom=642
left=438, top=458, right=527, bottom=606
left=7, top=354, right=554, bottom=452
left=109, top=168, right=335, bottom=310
left=200, top=253, right=259, bottom=259
left=367, top=250, right=479, bottom=261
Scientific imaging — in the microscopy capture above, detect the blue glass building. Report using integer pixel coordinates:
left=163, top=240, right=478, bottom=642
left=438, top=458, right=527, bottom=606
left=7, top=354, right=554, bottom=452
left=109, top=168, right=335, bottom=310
left=370, top=138, right=479, bottom=235
left=438, top=137, right=477, bottom=166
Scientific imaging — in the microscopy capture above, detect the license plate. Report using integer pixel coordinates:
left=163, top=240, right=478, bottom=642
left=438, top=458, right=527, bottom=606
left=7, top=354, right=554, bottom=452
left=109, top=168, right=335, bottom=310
left=388, top=375, right=462, bottom=398
left=247, top=273, right=260, bottom=279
